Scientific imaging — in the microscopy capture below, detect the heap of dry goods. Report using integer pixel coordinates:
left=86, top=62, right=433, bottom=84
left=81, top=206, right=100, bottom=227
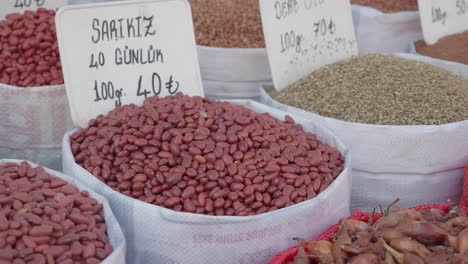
left=0, top=9, right=63, bottom=87
left=351, top=0, right=418, bottom=12
left=269, top=54, right=468, bottom=125
left=190, top=0, right=264, bottom=48
left=71, top=93, right=345, bottom=216
left=0, top=162, right=112, bottom=263
left=416, top=31, right=468, bottom=65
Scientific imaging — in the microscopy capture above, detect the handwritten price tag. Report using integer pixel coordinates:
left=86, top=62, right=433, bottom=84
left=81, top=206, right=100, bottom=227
left=260, top=0, right=358, bottom=91
left=418, top=0, right=468, bottom=45
left=0, top=0, right=64, bottom=19
left=56, top=0, right=203, bottom=128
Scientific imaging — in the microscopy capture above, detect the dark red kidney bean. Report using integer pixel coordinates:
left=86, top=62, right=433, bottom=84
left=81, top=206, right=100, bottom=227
left=181, top=186, right=196, bottom=199
left=243, top=185, right=255, bottom=196
left=205, top=199, right=214, bottom=212
left=255, top=192, right=263, bottom=202
left=230, top=183, right=244, bottom=191
left=228, top=192, right=238, bottom=201
left=183, top=200, right=196, bottom=213
left=0, top=162, right=113, bottom=262
left=274, top=196, right=290, bottom=207
left=72, top=94, right=344, bottom=216
left=283, top=185, right=295, bottom=198
left=82, top=243, right=96, bottom=258
left=212, top=189, right=229, bottom=200
left=164, top=197, right=181, bottom=207
left=245, top=195, right=255, bottom=205
left=214, top=198, right=225, bottom=208
left=313, top=177, right=322, bottom=192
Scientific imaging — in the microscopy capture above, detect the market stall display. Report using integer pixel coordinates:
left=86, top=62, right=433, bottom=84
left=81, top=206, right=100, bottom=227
left=191, top=0, right=423, bottom=101
left=261, top=54, right=468, bottom=210
left=190, top=0, right=271, bottom=100
left=0, top=8, right=72, bottom=170
left=0, top=159, right=126, bottom=264
left=415, top=31, right=468, bottom=65
left=270, top=203, right=468, bottom=264
left=62, top=94, right=351, bottom=264
left=1, top=0, right=467, bottom=262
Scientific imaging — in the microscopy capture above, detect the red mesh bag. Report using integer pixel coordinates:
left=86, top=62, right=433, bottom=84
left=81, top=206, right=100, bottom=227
left=461, top=163, right=468, bottom=207
left=268, top=204, right=462, bottom=264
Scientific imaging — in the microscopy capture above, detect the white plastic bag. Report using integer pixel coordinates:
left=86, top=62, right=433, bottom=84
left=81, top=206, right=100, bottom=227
left=352, top=5, right=422, bottom=53
left=62, top=100, right=351, bottom=264
left=260, top=54, right=468, bottom=212
left=197, top=46, right=272, bottom=100
left=0, top=159, right=126, bottom=264
left=0, top=84, right=73, bottom=170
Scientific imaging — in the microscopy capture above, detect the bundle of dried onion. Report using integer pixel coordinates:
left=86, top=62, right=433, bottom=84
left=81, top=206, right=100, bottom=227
left=291, top=203, right=468, bottom=264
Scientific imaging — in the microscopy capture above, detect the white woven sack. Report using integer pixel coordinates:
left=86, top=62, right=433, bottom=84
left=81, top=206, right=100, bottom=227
left=352, top=5, right=422, bottom=53
left=0, top=159, right=126, bottom=264
left=197, top=46, right=272, bottom=100
left=260, top=54, right=468, bottom=212
left=62, top=100, right=351, bottom=264
left=0, top=84, right=73, bottom=170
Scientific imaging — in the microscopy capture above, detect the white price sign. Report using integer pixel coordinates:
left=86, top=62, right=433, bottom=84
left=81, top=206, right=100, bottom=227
left=260, top=0, right=358, bottom=91
left=56, top=0, right=203, bottom=128
left=0, top=0, right=64, bottom=19
left=418, top=0, right=468, bottom=45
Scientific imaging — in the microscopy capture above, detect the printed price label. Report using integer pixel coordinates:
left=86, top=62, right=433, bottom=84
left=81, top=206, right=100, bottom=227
left=418, top=0, right=468, bottom=45
left=260, top=0, right=358, bottom=91
left=0, top=0, right=64, bottom=19
left=56, top=0, right=203, bottom=128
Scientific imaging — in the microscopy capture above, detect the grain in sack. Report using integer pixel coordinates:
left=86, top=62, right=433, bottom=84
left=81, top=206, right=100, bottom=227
left=261, top=54, right=468, bottom=211
left=190, top=0, right=271, bottom=100
left=351, top=0, right=418, bottom=13
left=0, top=9, right=72, bottom=170
left=399, top=52, right=468, bottom=79
left=415, top=31, right=468, bottom=66
left=62, top=94, right=351, bottom=264
left=409, top=31, right=468, bottom=77
left=0, top=159, right=126, bottom=264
